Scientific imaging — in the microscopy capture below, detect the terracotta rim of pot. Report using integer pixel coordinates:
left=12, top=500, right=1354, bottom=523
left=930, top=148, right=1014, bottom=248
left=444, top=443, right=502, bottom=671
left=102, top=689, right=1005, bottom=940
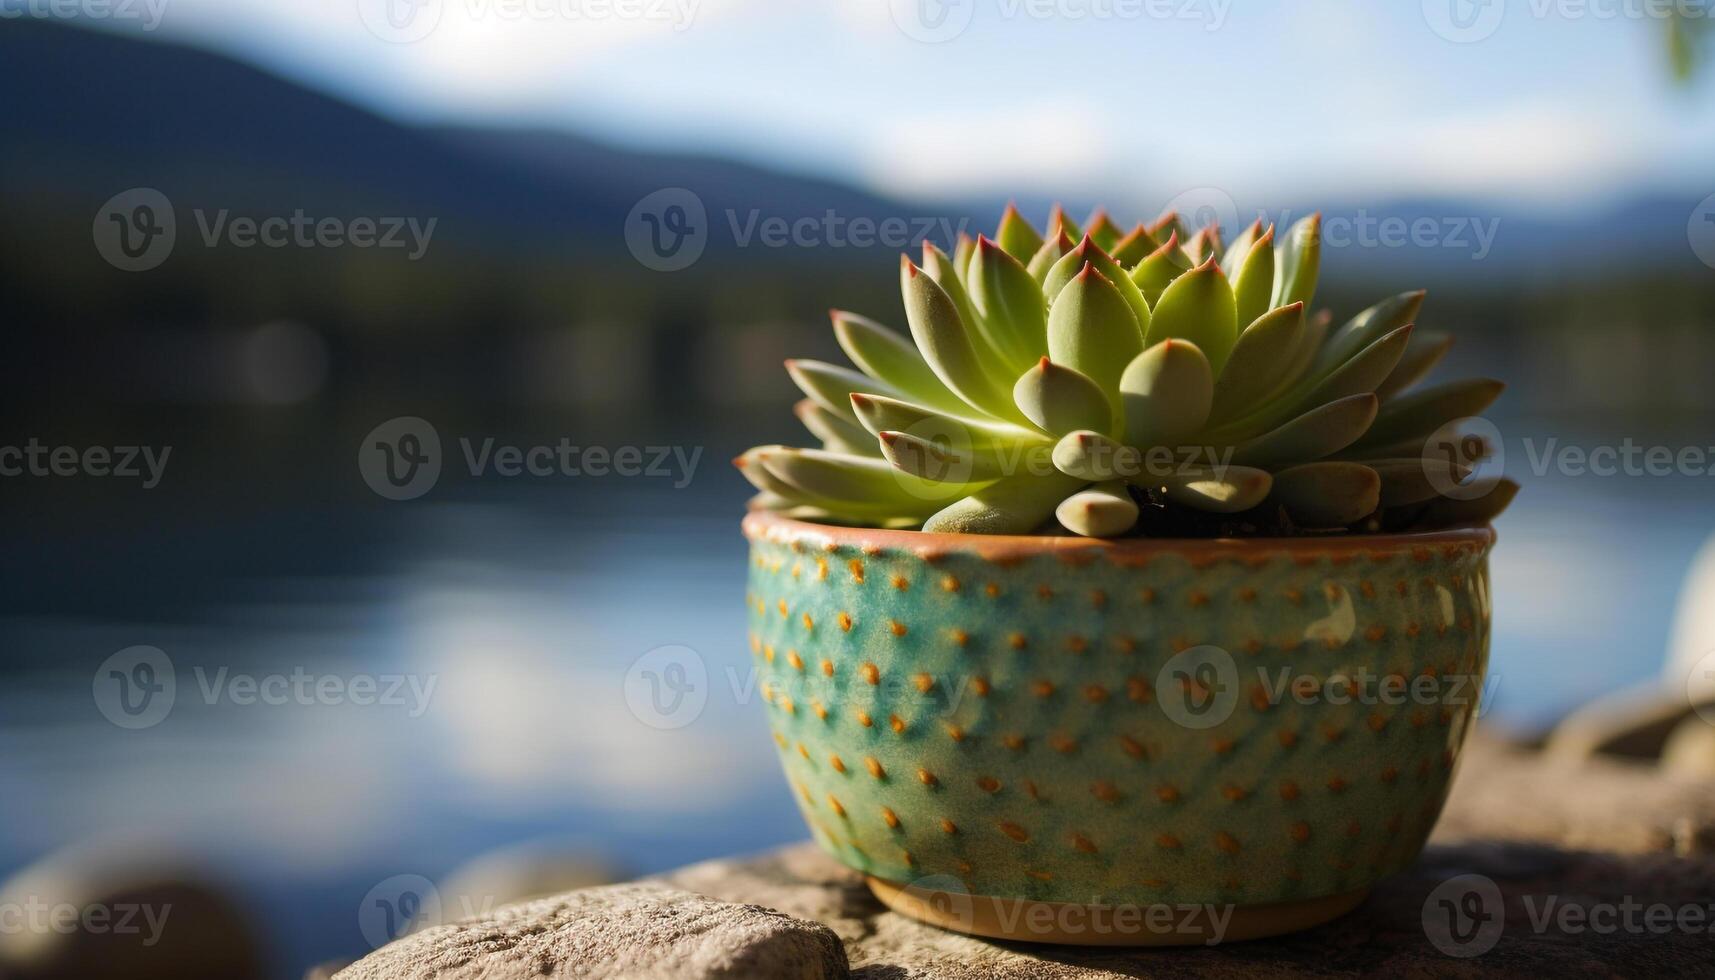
left=743, top=508, right=1497, bottom=564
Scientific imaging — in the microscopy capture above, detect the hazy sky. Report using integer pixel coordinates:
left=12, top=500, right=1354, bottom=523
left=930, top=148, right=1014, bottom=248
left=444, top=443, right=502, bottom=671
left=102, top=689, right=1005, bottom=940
left=81, top=0, right=1715, bottom=210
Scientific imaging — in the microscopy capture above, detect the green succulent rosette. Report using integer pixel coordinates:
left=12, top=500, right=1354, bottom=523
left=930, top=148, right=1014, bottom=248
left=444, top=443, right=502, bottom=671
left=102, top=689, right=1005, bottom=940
left=738, top=205, right=1515, bottom=538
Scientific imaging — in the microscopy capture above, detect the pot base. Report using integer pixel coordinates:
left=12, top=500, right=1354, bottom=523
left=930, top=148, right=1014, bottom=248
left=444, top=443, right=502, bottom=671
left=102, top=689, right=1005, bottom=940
left=866, top=876, right=1369, bottom=946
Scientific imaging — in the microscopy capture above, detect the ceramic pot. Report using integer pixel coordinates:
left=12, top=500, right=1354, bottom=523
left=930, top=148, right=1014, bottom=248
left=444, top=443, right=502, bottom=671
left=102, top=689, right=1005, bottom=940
left=743, top=509, right=1495, bottom=944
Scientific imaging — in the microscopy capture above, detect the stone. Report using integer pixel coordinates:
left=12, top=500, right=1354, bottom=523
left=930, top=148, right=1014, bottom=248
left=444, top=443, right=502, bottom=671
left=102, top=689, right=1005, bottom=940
left=0, top=845, right=266, bottom=980
left=341, top=735, right=1715, bottom=978
left=1542, top=685, right=1701, bottom=762
left=333, top=881, right=846, bottom=980
left=1439, top=732, right=1715, bottom=855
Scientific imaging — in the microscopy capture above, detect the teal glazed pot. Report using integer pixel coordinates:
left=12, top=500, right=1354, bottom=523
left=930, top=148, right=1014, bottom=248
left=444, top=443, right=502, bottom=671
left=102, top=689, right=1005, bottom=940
left=742, top=510, right=1495, bottom=944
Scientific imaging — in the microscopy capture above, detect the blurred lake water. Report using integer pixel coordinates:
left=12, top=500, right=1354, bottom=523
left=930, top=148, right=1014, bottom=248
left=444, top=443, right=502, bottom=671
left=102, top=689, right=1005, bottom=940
left=1, top=425, right=1710, bottom=974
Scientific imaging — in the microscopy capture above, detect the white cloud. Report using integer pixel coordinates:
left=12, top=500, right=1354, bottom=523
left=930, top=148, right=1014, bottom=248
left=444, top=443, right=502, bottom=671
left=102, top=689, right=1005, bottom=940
left=862, top=100, right=1116, bottom=200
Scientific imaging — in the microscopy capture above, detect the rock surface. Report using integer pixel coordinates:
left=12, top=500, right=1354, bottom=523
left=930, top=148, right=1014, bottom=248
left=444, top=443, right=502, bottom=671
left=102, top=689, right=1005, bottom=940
left=340, top=734, right=1715, bottom=978
left=333, top=881, right=846, bottom=980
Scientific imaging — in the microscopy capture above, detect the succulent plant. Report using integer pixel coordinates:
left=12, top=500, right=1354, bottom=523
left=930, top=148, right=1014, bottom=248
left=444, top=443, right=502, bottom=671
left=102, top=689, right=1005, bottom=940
left=737, top=205, right=1516, bottom=538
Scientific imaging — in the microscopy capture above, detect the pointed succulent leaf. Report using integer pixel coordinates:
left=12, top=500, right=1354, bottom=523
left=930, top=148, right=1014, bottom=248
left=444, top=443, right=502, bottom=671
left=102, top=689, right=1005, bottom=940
left=969, top=236, right=1049, bottom=372
left=1056, top=481, right=1139, bottom=537
left=996, top=203, right=1043, bottom=262
left=1220, top=219, right=1264, bottom=278
left=1230, top=225, right=1277, bottom=330
left=1183, top=224, right=1222, bottom=265
left=1316, top=290, right=1426, bottom=373
left=1110, top=223, right=1161, bottom=266
left=923, top=240, right=1015, bottom=390
left=849, top=393, right=1046, bottom=448
left=1129, top=231, right=1192, bottom=306
left=1414, top=477, right=1519, bottom=527
left=1355, top=379, right=1505, bottom=449
left=1230, top=393, right=1379, bottom=467
left=1012, top=357, right=1114, bottom=436
left=795, top=400, right=880, bottom=456
left=1272, top=213, right=1321, bottom=310
left=1042, top=237, right=1152, bottom=331
left=1209, top=302, right=1305, bottom=424
left=1295, top=323, right=1414, bottom=409
left=878, top=430, right=1007, bottom=483
left=1368, top=457, right=1469, bottom=507
left=900, top=257, right=1018, bottom=421
left=923, top=471, right=1087, bottom=535
left=953, top=232, right=976, bottom=278
left=1120, top=338, right=1214, bottom=447
left=1047, top=204, right=1082, bottom=243
left=1374, top=330, right=1454, bottom=401
left=761, top=446, right=974, bottom=506
left=1144, top=256, right=1238, bottom=374
left=1149, top=211, right=1188, bottom=246
left=1084, top=209, right=1122, bottom=251
left=1158, top=464, right=1273, bottom=513
left=1269, top=462, right=1380, bottom=527
left=737, top=447, right=935, bottom=518
left=1046, top=264, right=1145, bottom=400
left=1051, top=430, right=1139, bottom=482
left=830, top=311, right=965, bottom=415
left=786, top=358, right=905, bottom=426
left=1025, top=230, right=1076, bottom=281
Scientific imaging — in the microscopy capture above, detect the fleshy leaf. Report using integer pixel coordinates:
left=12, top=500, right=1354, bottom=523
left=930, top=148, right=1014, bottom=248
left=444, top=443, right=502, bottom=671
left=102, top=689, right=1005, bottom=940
left=996, top=203, right=1044, bottom=262
left=878, top=430, right=1007, bottom=483
left=1045, top=264, right=1145, bottom=402
left=1144, top=256, right=1238, bottom=375
left=831, top=311, right=965, bottom=415
left=1084, top=209, right=1122, bottom=251
left=923, top=240, right=1013, bottom=388
left=737, top=447, right=935, bottom=519
left=1230, top=224, right=1276, bottom=331
left=1355, top=379, right=1505, bottom=449
left=1120, top=338, right=1214, bottom=447
left=1368, top=457, right=1469, bottom=507
left=970, top=236, right=1049, bottom=373
left=1110, top=223, right=1161, bottom=266
left=1230, top=393, right=1379, bottom=467
left=1042, top=237, right=1152, bottom=332
left=1414, top=477, right=1519, bottom=527
left=1056, top=481, right=1139, bottom=537
left=1208, top=302, right=1305, bottom=424
left=762, top=446, right=974, bottom=506
left=1219, top=219, right=1264, bottom=279
left=1374, top=330, right=1453, bottom=401
left=849, top=392, right=1046, bottom=448
left=1315, top=290, right=1425, bottom=374
left=795, top=399, right=879, bottom=456
left=923, top=471, right=1086, bottom=534
left=1025, top=230, right=1076, bottom=281
left=1269, top=462, right=1380, bottom=527
left=1159, top=464, right=1273, bottom=513
left=1051, top=430, right=1139, bottom=482
left=1012, top=357, right=1114, bottom=436
left=1129, top=232, right=1193, bottom=307
left=786, top=358, right=905, bottom=426
left=1272, top=213, right=1321, bottom=310
left=1295, top=323, right=1414, bottom=408
left=1047, top=204, right=1082, bottom=244
left=900, top=257, right=1018, bottom=421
